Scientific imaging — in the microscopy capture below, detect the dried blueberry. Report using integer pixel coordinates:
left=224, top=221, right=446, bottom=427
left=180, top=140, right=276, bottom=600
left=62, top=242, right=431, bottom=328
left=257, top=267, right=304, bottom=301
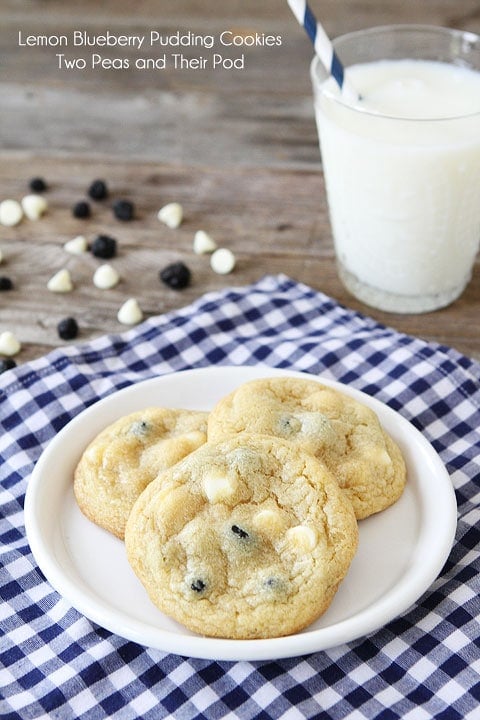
left=57, top=317, right=79, bottom=340
left=231, top=524, right=249, bottom=540
left=190, top=579, right=206, bottom=594
left=0, top=277, right=14, bottom=291
left=0, top=358, right=16, bottom=374
left=130, top=420, right=151, bottom=436
left=90, top=234, right=117, bottom=259
left=278, top=415, right=301, bottom=436
left=72, top=200, right=91, bottom=219
left=159, top=261, right=191, bottom=290
left=262, top=576, right=289, bottom=599
left=29, top=177, right=47, bottom=193
left=88, top=179, right=108, bottom=201
left=112, top=199, right=134, bottom=221
left=265, top=577, right=279, bottom=588
left=264, top=577, right=285, bottom=591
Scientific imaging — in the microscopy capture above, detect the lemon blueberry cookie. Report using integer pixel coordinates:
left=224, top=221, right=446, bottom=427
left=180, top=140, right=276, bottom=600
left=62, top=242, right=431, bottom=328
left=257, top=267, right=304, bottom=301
left=207, top=376, right=406, bottom=520
left=74, top=407, right=208, bottom=539
left=125, top=435, right=358, bottom=639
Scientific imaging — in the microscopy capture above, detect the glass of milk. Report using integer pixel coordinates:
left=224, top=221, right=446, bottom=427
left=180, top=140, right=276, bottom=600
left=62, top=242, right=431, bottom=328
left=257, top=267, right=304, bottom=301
left=310, top=25, right=480, bottom=313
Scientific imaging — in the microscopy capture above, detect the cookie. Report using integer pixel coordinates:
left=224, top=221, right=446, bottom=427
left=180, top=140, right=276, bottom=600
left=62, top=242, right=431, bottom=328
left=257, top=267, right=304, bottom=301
left=207, top=376, right=406, bottom=519
left=74, top=407, right=208, bottom=539
left=125, top=435, right=358, bottom=639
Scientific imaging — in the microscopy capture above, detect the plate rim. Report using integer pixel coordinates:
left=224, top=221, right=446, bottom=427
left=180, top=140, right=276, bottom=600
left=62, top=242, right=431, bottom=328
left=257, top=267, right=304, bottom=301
left=24, top=365, right=458, bottom=661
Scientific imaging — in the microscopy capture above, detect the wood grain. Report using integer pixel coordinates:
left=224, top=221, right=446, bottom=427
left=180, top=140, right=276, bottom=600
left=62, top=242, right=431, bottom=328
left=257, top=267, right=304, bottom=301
left=1, top=1, right=479, bottom=364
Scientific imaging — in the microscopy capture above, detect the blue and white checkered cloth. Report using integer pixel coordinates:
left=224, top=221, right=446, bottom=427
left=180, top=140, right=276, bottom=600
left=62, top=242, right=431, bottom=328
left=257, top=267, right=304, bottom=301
left=1, top=275, right=479, bottom=719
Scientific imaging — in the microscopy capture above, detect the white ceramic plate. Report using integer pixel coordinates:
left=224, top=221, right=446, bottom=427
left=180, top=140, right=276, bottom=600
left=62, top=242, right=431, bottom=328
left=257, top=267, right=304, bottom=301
left=25, top=366, right=457, bottom=661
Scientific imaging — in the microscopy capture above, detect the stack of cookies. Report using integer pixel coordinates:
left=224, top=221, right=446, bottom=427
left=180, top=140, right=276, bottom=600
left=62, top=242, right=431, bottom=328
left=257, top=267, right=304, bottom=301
left=74, top=376, right=406, bottom=640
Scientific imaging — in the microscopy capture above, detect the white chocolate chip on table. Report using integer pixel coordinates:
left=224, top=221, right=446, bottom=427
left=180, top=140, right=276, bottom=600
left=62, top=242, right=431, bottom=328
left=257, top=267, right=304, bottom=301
left=157, top=202, right=183, bottom=229
left=117, top=298, right=143, bottom=325
left=0, top=200, right=23, bottom=227
left=193, top=230, right=217, bottom=255
left=93, top=264, right=120, bottom=289
left=47, top=269, right=73, bottom=293
left=210, top=247, right=236, bottom=274
left=64, top=236, right=88, bottom=255
left=21, top=194, right=48, bottom=220
left=0, top=331, right=21, bottom=357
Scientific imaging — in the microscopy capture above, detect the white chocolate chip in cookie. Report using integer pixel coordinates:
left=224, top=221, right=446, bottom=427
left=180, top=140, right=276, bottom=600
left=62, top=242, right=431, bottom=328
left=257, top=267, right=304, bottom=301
left=182, top=430, right=208, bottom=445
left=286, top=525, right=318, bottom=552
left=203, top=472, right=237, bottom=503
left=252, top=509, right=286, bottom=536
left=361, top=445, right=392, bottom=466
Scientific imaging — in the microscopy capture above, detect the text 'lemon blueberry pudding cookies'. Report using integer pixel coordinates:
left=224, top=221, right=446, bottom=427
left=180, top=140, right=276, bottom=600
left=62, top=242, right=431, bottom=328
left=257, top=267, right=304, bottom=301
left=74, top=407, right=208, bottom=539
left=125, top=435, right=358, bottom=640
left=207, top=376, right=406, bottom=519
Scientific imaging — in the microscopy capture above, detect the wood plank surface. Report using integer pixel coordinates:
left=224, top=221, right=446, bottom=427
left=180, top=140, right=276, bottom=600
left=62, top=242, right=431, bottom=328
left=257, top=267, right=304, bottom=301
left=1, top=0, right=480, bottom=364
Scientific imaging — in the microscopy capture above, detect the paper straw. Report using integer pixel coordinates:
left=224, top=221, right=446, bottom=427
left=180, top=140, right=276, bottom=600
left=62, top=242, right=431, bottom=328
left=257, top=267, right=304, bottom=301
left=287, top=0, right=360, bottom=101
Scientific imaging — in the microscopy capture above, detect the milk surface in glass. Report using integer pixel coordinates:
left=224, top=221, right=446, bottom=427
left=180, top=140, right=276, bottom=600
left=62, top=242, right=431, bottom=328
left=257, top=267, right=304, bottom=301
left=312, top=48, right=480, bottom=313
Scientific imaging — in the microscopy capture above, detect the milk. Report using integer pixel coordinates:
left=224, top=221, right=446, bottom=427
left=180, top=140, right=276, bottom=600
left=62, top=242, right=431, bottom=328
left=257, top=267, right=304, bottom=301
left=312, top=56, right=480, bottom=312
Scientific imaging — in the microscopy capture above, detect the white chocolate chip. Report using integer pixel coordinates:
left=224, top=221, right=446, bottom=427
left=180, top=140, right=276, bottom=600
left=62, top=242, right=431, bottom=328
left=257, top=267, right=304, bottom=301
left=362, top=445, right=392, bottom=467
left=21, top=194, right=48, bottom=220
left=210, top=247, right=236, bottom=275
left=285, top=525, right=318, bottom=552
left=0, top=331, right=21, bottom=357
left=0, top=200, right=23, bottom=227
left=181, top=430, right=207, bottom=445
left=157, top=202, right=183, bottom=229
left=64, top=235, right=88, bottom=255
left=193, top=230, right=217, bottom=255
left=203, top=472, right=237, bottom=503
left=117, top=298, right=143, bottom=325
left=93, top=263, right=120, bottom=289
left=253, top=509, right=285, bottom=535
left=47, top=268, right=73, bottom=293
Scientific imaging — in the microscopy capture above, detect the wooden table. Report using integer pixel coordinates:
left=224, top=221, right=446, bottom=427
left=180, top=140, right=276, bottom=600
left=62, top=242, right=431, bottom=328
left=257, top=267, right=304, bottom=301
left=2, top=0, right=480, bottom=364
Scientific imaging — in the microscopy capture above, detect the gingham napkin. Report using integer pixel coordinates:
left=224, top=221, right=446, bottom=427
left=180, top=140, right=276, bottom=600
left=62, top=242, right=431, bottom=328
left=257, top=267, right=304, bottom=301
left=1, top=275, right=479, bottom=720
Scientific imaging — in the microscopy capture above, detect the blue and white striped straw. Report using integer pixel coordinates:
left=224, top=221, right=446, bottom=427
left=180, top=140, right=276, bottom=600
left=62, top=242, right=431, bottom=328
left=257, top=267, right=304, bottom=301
left=287, top=0, right=360, bottom=101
